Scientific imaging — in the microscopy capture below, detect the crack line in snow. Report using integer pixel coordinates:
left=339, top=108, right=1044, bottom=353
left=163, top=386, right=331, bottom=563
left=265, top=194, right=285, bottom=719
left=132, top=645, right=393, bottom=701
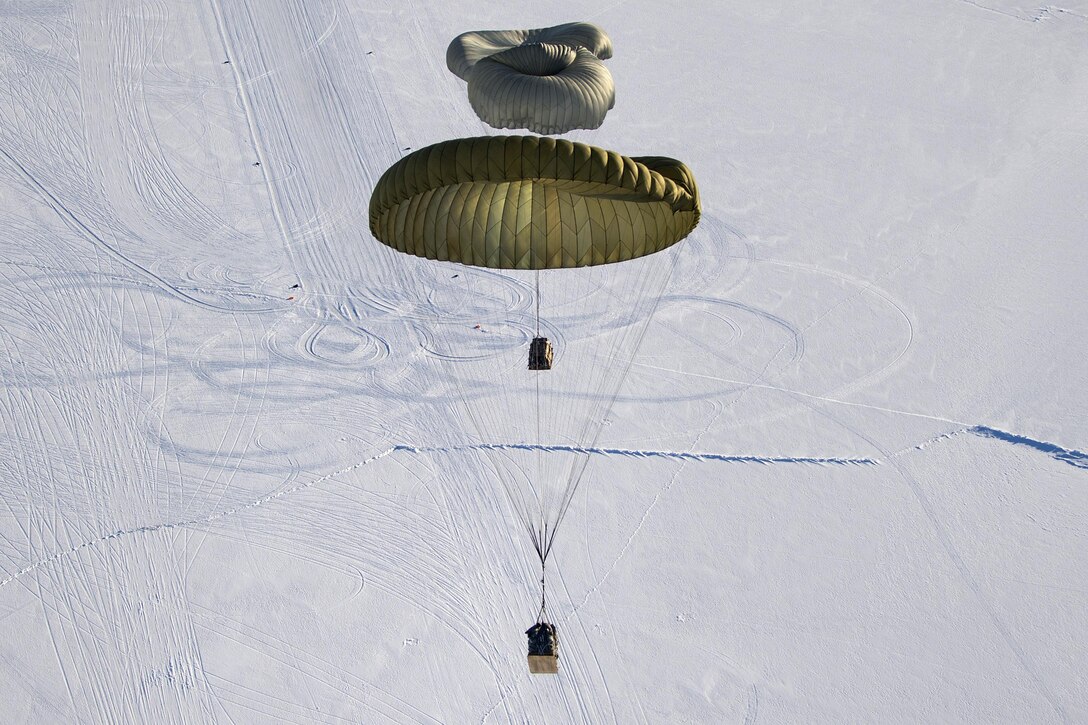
left=392, top=443, right=879, bottom=466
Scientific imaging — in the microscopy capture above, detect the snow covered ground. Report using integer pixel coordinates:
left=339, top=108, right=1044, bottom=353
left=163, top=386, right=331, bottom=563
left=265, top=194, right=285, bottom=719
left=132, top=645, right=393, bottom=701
left=1, top=0, right=1086, bottom=722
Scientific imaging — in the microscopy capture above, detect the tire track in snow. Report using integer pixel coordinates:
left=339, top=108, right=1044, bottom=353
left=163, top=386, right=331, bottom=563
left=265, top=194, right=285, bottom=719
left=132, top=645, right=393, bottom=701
left=633, top=360, right=973, bottom=426
left=0, top=147, right=275, bottom=314
left=213, top=448, right=509, bottom=723
left=194, top=601, right=444, bottom=724
left=205, top=0, right=293, bottom=253
left=0, top=247, right=216, bottom=719
left=854, top=425, right=1071, bottom=723
left=0, top=448, right=394, bottom=589
left=744, top=685, right=759, bottom=725
left=722, top=253, right=918, bottom=396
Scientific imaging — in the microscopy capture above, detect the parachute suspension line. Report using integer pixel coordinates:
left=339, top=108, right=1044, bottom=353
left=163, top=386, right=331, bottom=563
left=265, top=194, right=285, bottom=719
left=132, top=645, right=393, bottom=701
left=534, top=268, right=545, bottom=561
left=535, top=361, right=544, bottom=556
left=536, top=532, right=549, bottom=623
left=543, top=248, right=685, bottom=559
left=430, top=273, right=536, bottom=560
left=534, top=269, right=541, bottom=337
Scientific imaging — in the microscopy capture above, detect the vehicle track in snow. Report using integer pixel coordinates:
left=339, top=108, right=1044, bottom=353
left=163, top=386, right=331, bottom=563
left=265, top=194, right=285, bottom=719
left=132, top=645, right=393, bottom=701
left=0, top=251, right=217, bottom=720
left=846, top=419, right=1070, bottom=723
left=0, top=448, right=395, bottom=589
left=0, top=148, right=271, bottom=315
left=0, top=2, right=299, bottom=719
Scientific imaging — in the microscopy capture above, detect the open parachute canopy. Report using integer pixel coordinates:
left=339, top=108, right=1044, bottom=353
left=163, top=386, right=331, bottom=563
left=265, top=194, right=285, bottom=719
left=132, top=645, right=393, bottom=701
left=368, top=135, right=700, bottom=270
left=447, top=23, right=615, bottom=134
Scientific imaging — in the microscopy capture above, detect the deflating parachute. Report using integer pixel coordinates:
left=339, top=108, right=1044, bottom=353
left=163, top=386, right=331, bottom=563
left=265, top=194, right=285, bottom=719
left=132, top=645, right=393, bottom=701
left=369, top=136, right=700, bottom=270
left=446, top=23, right=615, bottom=134
left=446, top=22, right=613, bottom=80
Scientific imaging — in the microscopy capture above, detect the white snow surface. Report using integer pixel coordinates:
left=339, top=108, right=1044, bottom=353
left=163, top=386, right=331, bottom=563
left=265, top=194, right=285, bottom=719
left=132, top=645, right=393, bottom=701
left=1, top=0, right=1087, bottom=722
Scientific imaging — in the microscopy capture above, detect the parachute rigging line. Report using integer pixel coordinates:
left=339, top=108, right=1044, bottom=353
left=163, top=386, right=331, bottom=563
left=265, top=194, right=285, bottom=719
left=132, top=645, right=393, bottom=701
left=538, top=245, right=683, bottom=564
left=536, top=555, right=548, bottom=623
left=534, top=270, right=541, bottom=337
left=534, top=332, right=544, bottom=563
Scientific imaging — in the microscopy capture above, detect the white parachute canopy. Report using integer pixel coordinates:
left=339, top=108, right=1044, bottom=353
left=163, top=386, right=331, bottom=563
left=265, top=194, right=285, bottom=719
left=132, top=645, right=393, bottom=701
left=446, top=22, right=615, bottom=135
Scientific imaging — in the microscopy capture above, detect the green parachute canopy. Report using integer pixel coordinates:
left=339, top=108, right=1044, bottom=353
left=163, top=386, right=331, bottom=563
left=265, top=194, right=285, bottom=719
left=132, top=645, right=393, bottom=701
left=368, top=136, right=700, bottom=270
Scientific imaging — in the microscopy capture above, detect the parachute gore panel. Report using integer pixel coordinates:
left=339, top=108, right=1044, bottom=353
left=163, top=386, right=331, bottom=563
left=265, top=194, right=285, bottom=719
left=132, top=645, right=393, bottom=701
left=369, top=136, right=700, bottom=270
left=446, top=23, right=615, bottom=134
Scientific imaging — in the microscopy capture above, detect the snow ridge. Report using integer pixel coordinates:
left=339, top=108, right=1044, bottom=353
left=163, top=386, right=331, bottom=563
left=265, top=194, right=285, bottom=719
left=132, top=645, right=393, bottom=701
left=970, top=426, right=1088, bottom=469
left=392, top=443, right=879, bottom=466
